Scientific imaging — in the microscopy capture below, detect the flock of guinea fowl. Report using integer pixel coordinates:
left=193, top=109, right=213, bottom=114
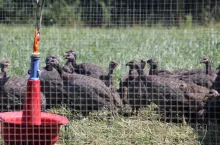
left=0, top=49, right=220, bottom=123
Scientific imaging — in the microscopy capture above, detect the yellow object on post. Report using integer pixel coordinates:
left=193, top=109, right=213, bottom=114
left=32, top=29, right=40, bottom=56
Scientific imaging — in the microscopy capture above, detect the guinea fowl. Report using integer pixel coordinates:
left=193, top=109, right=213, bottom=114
left=23, top=55, right=65, bottom=109
left=211, top=65, right=220, bottom=92
left=0, top=60, right=10, bottom=79
left=0, top=60, right=10, bottom=111
left=62, top=52, right=76, bottom=73
left=65, top=49, right=77, bottom=59
left=198, top=89, right=220, bottom=123
left=2, top=60, right=47, bottom=112
left=2, top=74, right=46, bottom=112
left=175, top=56, right=216, bottom=88
left=100, top=61, right=118, bottom=91
left=126, top=60, right=211, bottom=123
left=47, top=56, right=124, bottom=115
left=39, top=55, right=67, bottom=109
left=1, top=55, right=67, bottom=112
left=65, top=50, right=107, bottom=79
left=125, top=60, right=149, bottom=111
left=118, top=60, right=139, bottom=94
left=146, top=59, right=174, bottom=77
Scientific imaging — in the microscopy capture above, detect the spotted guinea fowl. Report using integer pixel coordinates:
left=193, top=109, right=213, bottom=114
left=198, top=89, right=220, bottom=123
left=25, top=55, right=64, bottom=109
left=39, top=55, right=67, bottom=109
left=125, top=60, right=149, bottom=111
left=47, top=56, right=124, bottom=115
left=62, top=52, right=76, bottom=73
left=65, top=49, right=77, bottom=59
left=2, top=60, right=47, bottom=112
left=211, top=65, right=220, bottom=92
left=175, top=56, right=216, bottom=88
left=1, top=55, right=67, bottom=112
left=62, top=53, right=124, bottom=110
left=0, top=60, right=10, bottom=79
left=146, top=59, right=174, bottom=77
left=0, top=60, right=10, bottom=111
left=127, top=60, right=211, bottom=123
left=118, top=60, right=139, bottom=94
left=100, top=61, right=118, bottom=91
left=174, top=56, right=216, bottom=75
left=65, top=50, right=107, bottom=79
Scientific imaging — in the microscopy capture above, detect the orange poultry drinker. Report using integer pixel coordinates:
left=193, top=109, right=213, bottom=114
left=0, top=29, right=69, bottom=145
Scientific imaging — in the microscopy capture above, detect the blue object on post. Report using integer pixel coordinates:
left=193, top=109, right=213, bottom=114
left=29, top=55, right=40, bottom=80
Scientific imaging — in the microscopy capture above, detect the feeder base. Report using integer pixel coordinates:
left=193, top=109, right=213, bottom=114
left=0, top=111, right=68, bottom=145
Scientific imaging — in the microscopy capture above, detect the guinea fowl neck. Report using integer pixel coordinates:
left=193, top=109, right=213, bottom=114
left=136, top=64, right=144, bottom=76
left=149, top=63, right=158, bottom=75
left=108, top=68, right=114, bottom=76
left=1, top=66, right=6, bottom=78
left=65, top=60, right=72, bottom=65
left=205, top=62, right=212, bottom=75
left=54, top=64, right=65, bottom=78
left=70, top=58, right=77, bottom=68
left=45, top=65, right=53, bottom=71
left=1, top=66, right=4, bottom=73
left=108, top=68, right=115, bottom=86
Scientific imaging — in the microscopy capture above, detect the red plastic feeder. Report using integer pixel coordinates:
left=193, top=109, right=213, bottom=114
left=0, top=29, right=69, bottom=145
left=0, top=78, right=68, bottom=145
left=0, top=111, right=68, bottom=145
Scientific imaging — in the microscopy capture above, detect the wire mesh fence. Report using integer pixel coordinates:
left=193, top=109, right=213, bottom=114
left=0, top=0, right=220, bottom=144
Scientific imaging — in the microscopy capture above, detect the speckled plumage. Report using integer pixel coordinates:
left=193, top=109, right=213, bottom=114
left=48, top=56, right=124, bottom=115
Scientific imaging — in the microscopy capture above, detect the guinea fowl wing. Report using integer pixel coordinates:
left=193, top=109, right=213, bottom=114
left=39, top=67, right=66, bottom=108
left=63, top=73, right=119, bottom=112
left=76, top=63, right=106, bottom=79
left=2, top=74, right=46, bottom=111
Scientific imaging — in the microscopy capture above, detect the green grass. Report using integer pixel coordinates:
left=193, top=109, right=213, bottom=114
left=1, top=26, right=220, bottom=79
left=49, top=106, right=198, bottom=145
left=1, top=25, right=220, bottom=144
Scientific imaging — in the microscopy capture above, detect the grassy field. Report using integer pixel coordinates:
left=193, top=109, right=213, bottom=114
left=1, top=25, right=220, bottom=144
left=49, top=105, right=198, bottom=145
left=1, top=26, right=220, bottom=77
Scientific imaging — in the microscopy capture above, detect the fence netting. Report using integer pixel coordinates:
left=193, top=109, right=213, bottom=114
left=0, top=0, right=220, bottom=145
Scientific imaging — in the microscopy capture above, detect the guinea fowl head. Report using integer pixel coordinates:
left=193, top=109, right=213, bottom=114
left=109, top=61, right=118, bottom=70
left=200, top=56, right=210, bottom=64
left=140, top=59, right=146, bottom=69
left=65, top=50, right=77, bottom=59
left=64, top=52, right=76, bottom=62
left=204, top=89, right=220, bottom=100
left=125, top=60, right=138, bottom=70
left=146, top=59, right=157, bottom=66
left=45, top=56, right=54, bottom=71
left=0, top=60, right=10, bottom=72
left=133, top=61, right=143, bottom=75
left=147, top=59, right=158, bottom=71
left=47, top=56, right=60, bottom=69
